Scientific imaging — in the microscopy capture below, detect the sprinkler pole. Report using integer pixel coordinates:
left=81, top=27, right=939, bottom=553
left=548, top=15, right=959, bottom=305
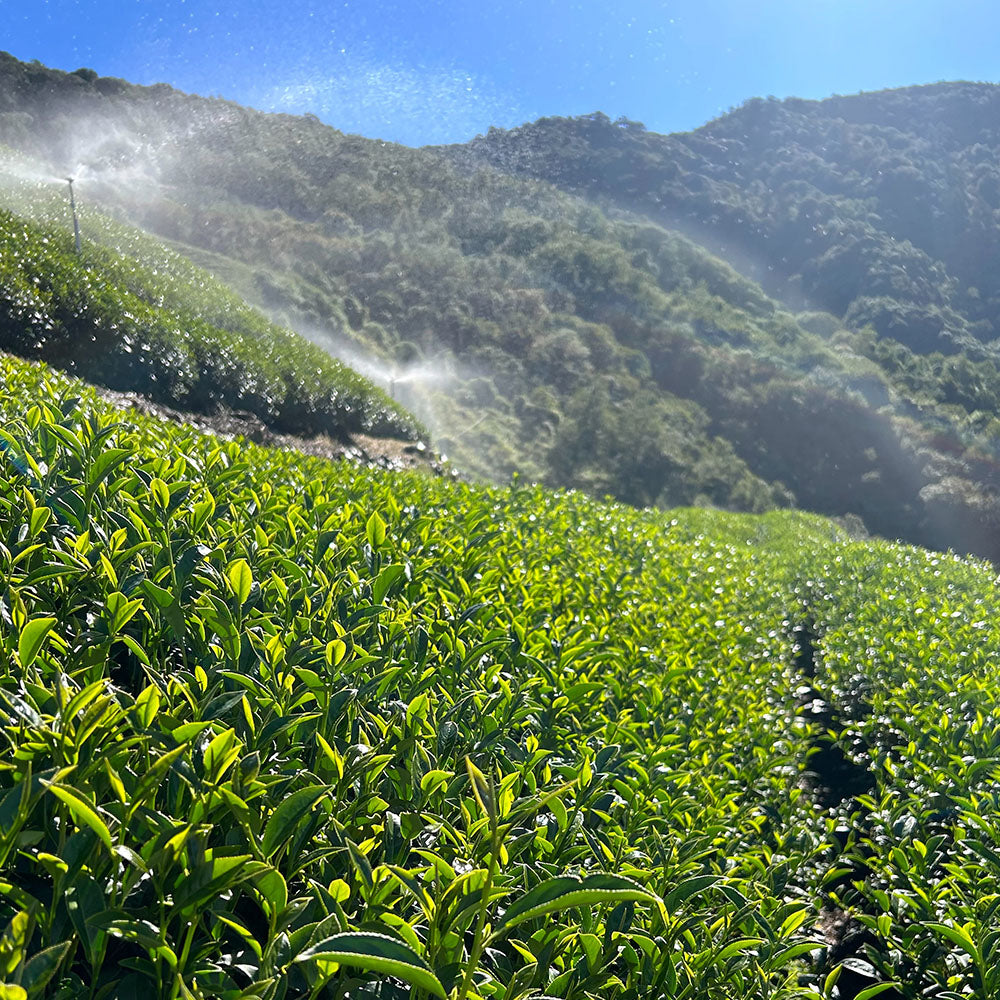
left=66, top=178, right=81, bottom=254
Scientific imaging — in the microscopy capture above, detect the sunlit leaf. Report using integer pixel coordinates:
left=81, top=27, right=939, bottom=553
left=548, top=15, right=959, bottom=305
left=295, top=932, right=445, bottom=998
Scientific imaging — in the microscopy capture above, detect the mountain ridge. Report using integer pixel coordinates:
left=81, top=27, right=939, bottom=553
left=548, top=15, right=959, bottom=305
left=446, top=82, right=1000, bottom=355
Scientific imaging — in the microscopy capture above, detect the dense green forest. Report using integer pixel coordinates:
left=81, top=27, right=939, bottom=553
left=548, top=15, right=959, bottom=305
left=3, top=55, right=1000, bottom=563
left=451, top=86, right=1000, bottom=355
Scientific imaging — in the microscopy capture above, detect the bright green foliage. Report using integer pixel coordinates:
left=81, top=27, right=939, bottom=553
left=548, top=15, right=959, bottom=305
left=0, top=352, right=997, bottom=997
left=0, top=199, right=420, bottom=441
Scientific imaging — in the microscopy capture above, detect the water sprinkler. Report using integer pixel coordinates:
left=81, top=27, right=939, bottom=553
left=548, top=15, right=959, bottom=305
left=66, top=177, right=81, bottom=254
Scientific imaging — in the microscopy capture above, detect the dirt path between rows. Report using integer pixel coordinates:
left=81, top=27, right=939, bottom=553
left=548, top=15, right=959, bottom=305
left=96, top=387, right=449, bottom=476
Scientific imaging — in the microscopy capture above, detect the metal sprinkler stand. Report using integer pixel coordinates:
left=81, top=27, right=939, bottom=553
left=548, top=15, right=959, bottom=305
left=66, top=177, right=81, bottom=254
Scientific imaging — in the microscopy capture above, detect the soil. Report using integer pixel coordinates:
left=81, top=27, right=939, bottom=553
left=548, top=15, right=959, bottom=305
left=792, top=621, right=904, bottom=1000
left=95, top=387, right=451, bottom=476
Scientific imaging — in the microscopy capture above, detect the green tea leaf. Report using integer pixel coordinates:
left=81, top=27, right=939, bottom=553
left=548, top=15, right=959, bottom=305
left=106, top=591, right=143, bottom=634
left=493, top=874, right=660, bottom=938
left=64, top=874, right=106, bottom=965
left=261, top=785, right=328, bottom=859
left=326, top=639, right=348, bottom=667
left=88, top=447, right=133, bottom=492
left=135, top=685, right=161, bottom=729
left=19, top=940, right=72, bottom=995
left=853, top=986, right=903, bottom=1000
left=927, top=921, right=980, bottom=961
left=119, top=634, right=151, bottom=666
left=18, top=618, right=57, bottom=668
left=28, top=506, right=50, bottom=537
left=465, top=757, right=494, bottom=820
left=172, top=855, right=253, bottom=914
left=0, top=910, right=29, bottom=975
left=716, top=937, right=764, bottom=962
left=296, top=931, right=445, bottom=998
left=140, top=579, right=175, bottom=608
left=346, top=837, right=374, bottom=890
left=46, top=784, right=112, bottom=851
left=366, top=511, right=387, bottom=548
left=171, top=722, right=214, bottom=743
left=664, top=874, right=718, bottom=909
left=149, top=478, right=170, bottom=510
left=226, top=558, right=253, bottom=605
left=203, top=728, right=241, bottom=783
left=372, top=563, right=405, bottom=604
left=247, top=863, right=288, bottom=919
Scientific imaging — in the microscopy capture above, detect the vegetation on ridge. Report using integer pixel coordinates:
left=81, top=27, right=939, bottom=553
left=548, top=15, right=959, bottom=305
left=453, top=87, right=1000, bottom=354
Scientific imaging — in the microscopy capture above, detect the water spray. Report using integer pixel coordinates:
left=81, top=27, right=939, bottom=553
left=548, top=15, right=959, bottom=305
left=66, top=177, right=81, bottom=254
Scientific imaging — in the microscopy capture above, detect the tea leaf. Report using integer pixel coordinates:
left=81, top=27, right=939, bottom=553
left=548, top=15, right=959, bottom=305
left=493, top=875, right=660, bottom=937
left=226, top=558, right=253, bottom=605
left=854, top=986, right=903, bottom=1000
left=19, top=940, right=72, bottom=995
left=17, top=618, right=57, bottom=668
left=296, top=932, right=445, bottom=998
left=45, top=784, right=113, bottom=851
left=261, top=785, right=329, bottom=859
left=365, top=511, right=387, bottom=548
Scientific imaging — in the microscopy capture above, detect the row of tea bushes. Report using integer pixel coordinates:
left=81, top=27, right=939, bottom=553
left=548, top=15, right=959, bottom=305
left=797, top=544, right=1000, bottom=996
left=0, top=188, right=420, bottom=440
left=0, top=353, right=997, bottom=997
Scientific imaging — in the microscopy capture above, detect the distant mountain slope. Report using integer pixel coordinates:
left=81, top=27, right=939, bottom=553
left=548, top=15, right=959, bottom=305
left=446, top=84, right=1000, bottom=356
left=5, top=55, right=1000, bottom=559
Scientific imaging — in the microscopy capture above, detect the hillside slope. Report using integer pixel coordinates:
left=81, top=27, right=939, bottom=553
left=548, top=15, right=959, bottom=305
left=0, top=156, right=420, bottom=443
left=2, top=350, right=1000, bottom=997
left=450, top=84, right=1000, bottom=355
left=4, top=56, right=1000, bottom=558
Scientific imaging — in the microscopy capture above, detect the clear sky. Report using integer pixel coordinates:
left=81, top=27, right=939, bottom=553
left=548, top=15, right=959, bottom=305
left=4, top=0, right=998, bottom=146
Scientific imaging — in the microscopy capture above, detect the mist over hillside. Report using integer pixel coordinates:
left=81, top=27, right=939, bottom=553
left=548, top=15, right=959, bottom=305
left=449, top=85, right=1000, bottom=353
left=4, top=54, right=1000, bottom=560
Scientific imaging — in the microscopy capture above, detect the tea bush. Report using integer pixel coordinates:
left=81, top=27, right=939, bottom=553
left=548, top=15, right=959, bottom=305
left=0, top=354, right=998, bottom=998
left=0, top=201, right=420, bottom=441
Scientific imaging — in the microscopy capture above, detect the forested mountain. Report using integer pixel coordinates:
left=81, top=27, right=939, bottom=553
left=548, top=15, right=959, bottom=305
left=450, top=85, right=1000, bottom=355
left=3, top=54, right=1000, bottom=560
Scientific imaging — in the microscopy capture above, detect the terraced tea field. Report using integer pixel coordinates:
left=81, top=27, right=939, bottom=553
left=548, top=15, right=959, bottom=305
left=1, top=353, right=999, bottom=999
left=0, top=162, right=419, bottom=443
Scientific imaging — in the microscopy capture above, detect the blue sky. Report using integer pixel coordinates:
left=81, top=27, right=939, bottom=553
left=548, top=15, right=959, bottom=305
left=5, top=0, right=998, bottom=145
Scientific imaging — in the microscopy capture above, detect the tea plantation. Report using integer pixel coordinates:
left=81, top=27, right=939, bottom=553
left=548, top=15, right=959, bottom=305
left=0, top=169, right=419, bottom=442
left=1, top=353, right=999, bottom=998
